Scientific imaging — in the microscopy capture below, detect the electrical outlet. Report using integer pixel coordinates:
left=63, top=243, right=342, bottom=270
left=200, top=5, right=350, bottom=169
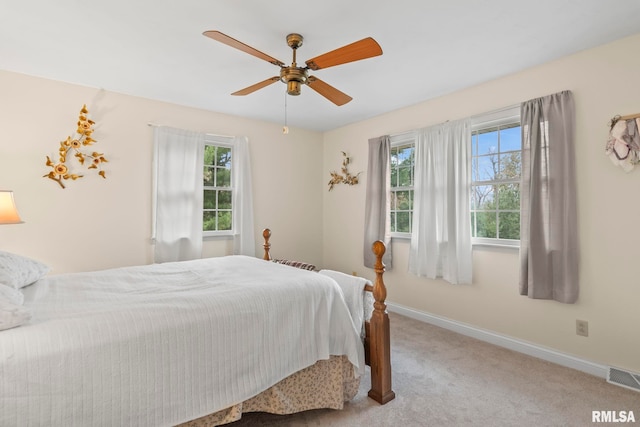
left=576, top=319, right=589, bottom=337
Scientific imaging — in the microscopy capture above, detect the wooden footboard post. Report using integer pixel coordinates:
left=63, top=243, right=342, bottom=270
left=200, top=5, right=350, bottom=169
left=262, top=228, right=272, bottom=261
left=368, top=240, right=395, bottom=404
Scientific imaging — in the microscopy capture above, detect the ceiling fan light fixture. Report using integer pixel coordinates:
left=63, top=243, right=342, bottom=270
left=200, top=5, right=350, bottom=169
left=287, top=80, right=302, bottom=96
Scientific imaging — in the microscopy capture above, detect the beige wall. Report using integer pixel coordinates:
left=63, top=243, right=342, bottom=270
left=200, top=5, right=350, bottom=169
left=0, top=71, right=325, bottom=273
left=322, top=33, right=640, bottom=373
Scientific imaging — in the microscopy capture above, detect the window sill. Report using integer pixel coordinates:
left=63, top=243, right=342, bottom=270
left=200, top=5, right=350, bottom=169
left=390, top=233, right=411, bottom=241
left=391, top=235, right=520, bottom=250
left=203, top=233, right=233, bottom=241
left=472, top=241, right=520, bottom=251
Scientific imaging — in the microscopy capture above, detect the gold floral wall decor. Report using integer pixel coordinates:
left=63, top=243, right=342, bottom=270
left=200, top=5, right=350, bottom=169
left=328, top=151, right=361, bottom=191
left=43, top=104, right=108, bottom=189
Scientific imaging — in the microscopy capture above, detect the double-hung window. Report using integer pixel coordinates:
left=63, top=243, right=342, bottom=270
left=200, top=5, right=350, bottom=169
left=470, top=106, right=521, bottom=246
left=390, top=134, right=415, bottom=237
left=203, top=135, right=233, bottom=236
left=389, top=106, right=522, bottom=246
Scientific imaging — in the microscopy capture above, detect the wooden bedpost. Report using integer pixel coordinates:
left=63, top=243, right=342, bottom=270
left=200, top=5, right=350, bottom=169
left=262, top=228, right=272, bottom=261
left=368, top=240, right=395, bottom=404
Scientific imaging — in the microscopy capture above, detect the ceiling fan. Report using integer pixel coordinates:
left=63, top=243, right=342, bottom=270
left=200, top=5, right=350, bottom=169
left=203, top=31, right=383, bottom=106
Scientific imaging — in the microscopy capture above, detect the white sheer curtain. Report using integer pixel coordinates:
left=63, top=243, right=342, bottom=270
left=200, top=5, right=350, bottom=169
left=231, top=136, right=255, bottom=256
left=363, top=135, right=392, bottom=269
left=152, top=126, right=204, bottom=263
left=408, top=119, right=472, bottom=285
left=520, top=90, right=578, bottom=303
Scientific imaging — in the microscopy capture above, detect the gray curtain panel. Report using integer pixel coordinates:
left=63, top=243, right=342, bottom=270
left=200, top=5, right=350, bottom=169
left=519, top=90, right=578, bottom=303
left=363, top=136, right=392, bottom=269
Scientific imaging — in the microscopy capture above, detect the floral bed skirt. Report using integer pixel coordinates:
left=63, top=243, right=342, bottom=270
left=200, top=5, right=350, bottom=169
left=178, top=355, right=360, bottom=426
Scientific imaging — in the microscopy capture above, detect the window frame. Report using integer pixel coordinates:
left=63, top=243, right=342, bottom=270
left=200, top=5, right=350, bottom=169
left=470, top=106, right=521, bottom=247
left=203, top=135, right=234, bottom=238
left=390, top=133, right=416, bottom=239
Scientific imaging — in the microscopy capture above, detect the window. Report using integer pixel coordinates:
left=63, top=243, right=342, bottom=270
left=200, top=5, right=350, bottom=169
left=470, top=107, right=521, bottom=245
left=388, top=106, right=522, bottom=245
left=203, top=137, right=233, bottom=235
left=390, top=134, right=415, bottom=236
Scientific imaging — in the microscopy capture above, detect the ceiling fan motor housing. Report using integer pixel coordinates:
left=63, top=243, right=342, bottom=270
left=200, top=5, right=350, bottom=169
left=280, top=67, right=308, bottom=96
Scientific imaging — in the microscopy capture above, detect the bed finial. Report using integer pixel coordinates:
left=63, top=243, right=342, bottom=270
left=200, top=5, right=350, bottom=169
left=262, top=228, right=272, bottom=261
left=368, top=240, right=395, bottom=404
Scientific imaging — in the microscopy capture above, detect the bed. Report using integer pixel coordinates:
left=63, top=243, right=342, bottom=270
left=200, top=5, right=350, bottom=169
left=0, top=229, right=393, bottom=426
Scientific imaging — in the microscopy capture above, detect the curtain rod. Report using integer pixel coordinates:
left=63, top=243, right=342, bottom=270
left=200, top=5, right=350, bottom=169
left=389, top=130, right=415, bottom=139
left=147, top=123, right=235, bottom=139
left=619, top=113, right=640, bottom=120
left=389, top=103, right=520, bottom=139
left=469, top=103, right=520, bottom=120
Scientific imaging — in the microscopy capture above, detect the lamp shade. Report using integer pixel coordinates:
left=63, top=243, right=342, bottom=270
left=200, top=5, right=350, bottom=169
left=0, top=190, right=23, bottom=224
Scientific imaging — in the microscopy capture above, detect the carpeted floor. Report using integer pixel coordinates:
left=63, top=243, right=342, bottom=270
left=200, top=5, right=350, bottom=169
left=228, top=312, right=639, bottom=426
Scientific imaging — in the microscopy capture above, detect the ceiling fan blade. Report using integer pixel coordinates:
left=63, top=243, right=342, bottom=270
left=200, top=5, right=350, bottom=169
left=203, top=31, right=285, bottom=67
left=231, top=77, right=280, bottom=96
left=306, top=76, right=352, bottom=106
left=305, top=37, right=382, bottom=71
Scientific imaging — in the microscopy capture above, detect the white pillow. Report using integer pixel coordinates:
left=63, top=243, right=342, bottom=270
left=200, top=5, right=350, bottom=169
left=0, top=250, right=50, bottom=289
left=0, top=283, right=24, bottom=305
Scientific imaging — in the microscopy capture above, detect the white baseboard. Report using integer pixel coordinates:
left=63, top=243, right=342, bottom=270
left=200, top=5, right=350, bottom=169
left=387, top=302, right=608, bottom=379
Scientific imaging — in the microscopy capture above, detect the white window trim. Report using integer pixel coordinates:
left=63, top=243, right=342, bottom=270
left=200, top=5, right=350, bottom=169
left=470, top=104, right=521, bottom=248
left=203, top=135, right=234, bottom=238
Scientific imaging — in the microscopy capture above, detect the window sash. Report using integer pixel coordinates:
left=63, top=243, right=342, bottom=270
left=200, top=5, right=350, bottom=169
left=470, top=106, right=521, bottom=246
left=390, top=134, right=415, bottom=237
left=203, top=137, right=234, bottom=237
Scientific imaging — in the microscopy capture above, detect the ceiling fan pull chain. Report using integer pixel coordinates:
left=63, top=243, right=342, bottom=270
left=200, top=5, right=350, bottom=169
left=283, top=89, right=289, bottom=134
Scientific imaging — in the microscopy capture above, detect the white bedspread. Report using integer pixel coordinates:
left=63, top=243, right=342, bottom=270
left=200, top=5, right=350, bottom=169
left=0, top=256, right=364, bottom=427
left=318, top=269, right=370, bottom=336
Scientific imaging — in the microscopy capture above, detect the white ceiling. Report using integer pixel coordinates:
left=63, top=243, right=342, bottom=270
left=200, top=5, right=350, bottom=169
left=2, top=1, right=640, bottom=132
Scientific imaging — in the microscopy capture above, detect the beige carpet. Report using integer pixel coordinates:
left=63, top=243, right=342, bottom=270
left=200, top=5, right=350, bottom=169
left=229, top=312, right=639, bottom=426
